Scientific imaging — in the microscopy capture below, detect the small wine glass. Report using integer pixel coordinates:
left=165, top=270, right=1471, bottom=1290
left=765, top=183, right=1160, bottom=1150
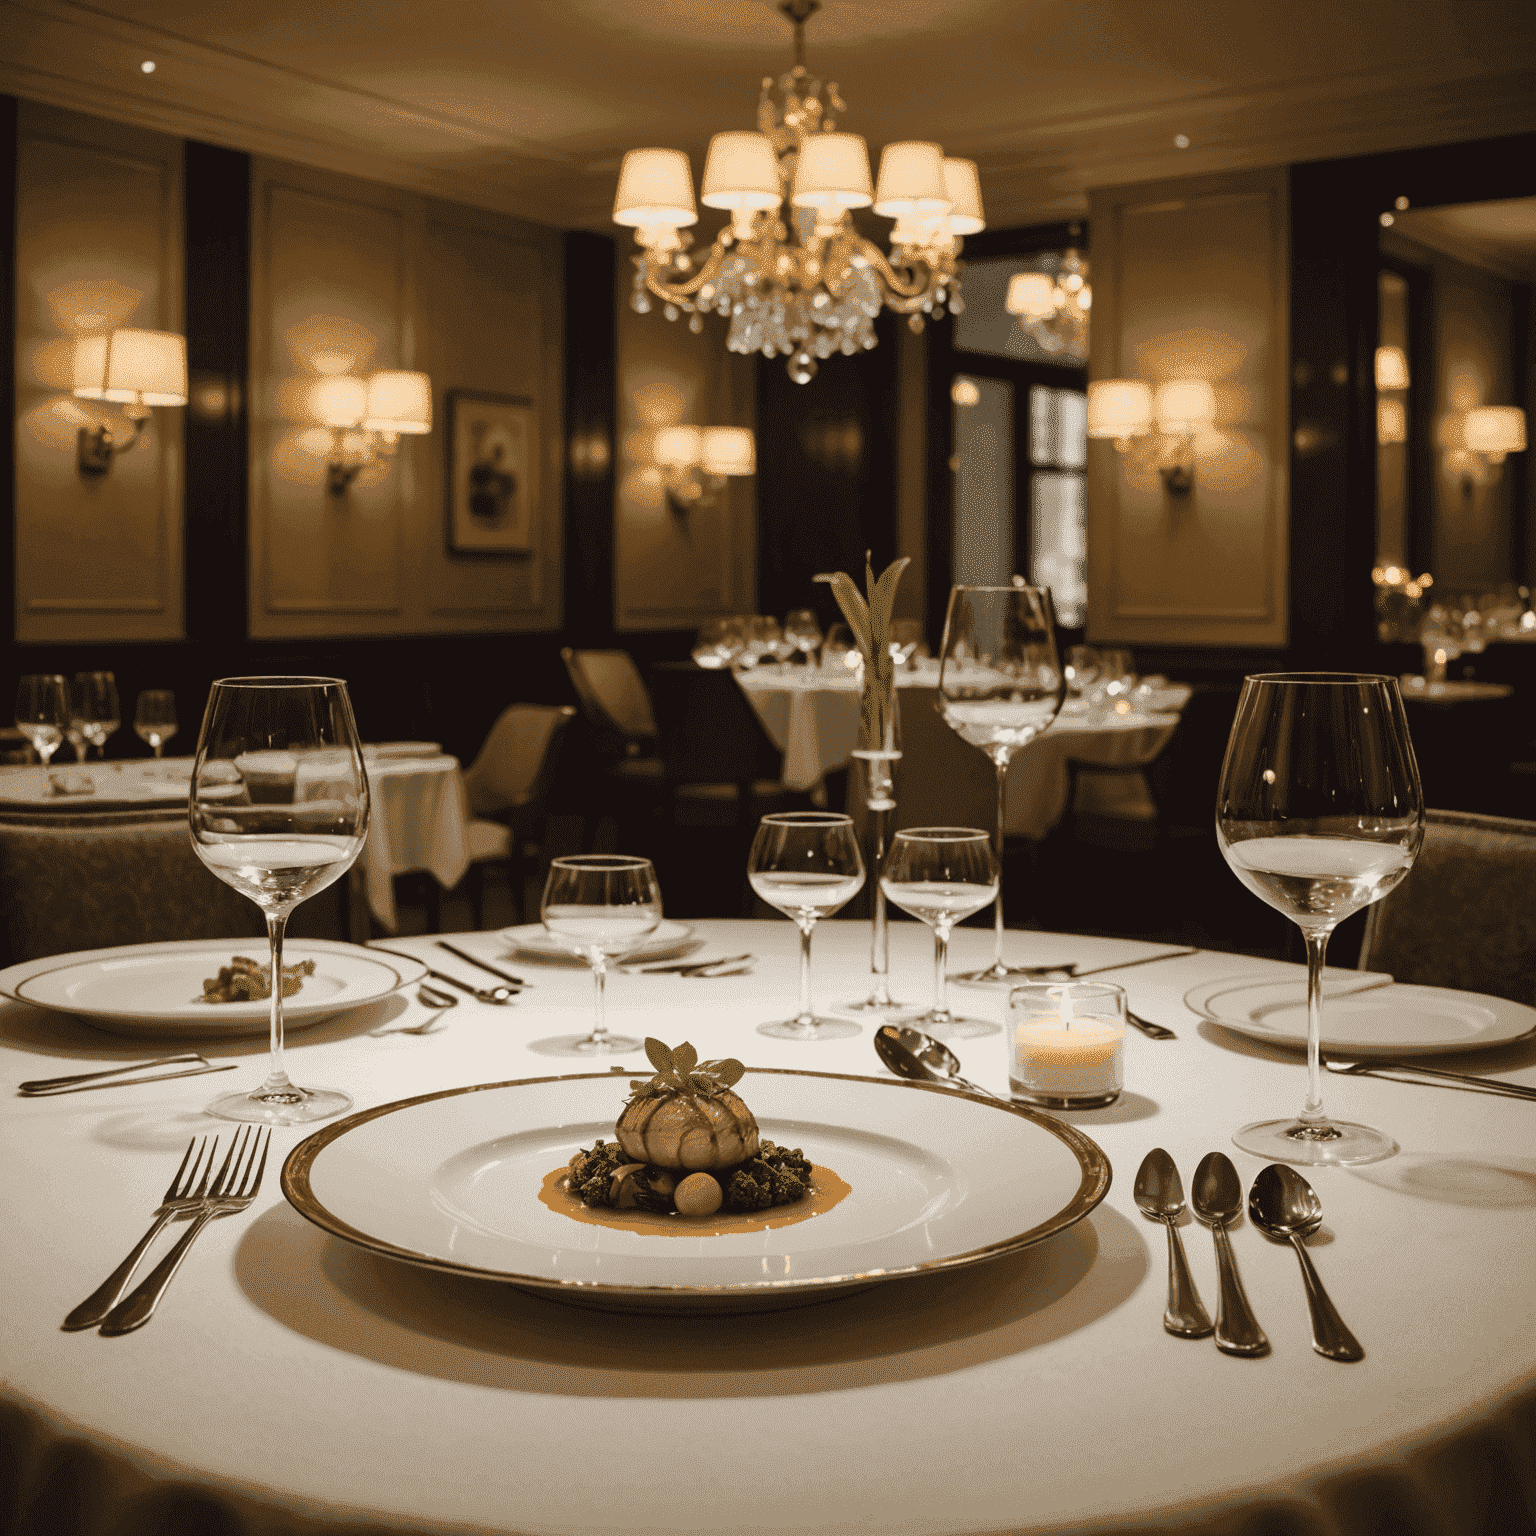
left=881, top=828, right=1000, bottom=1040
left=888, top=619, right=924, bottom=669
left=15, top=675, right=70, bottom=768
left=749, top=811, right=865, bottom=1040
left=1217, top=672, right=1423, bottom=1166
left=65, top=680, right=90, bottom=764
left=784, top=608, right=823, bottom=667
left=135, top=690, right=178, bottom=759
left=1065, top=645, right=1102, bottom=700
left=937, top=583, right=1065, bottom=982
left=535, top=855, right=661, bottom=1055
left=822, top=623, right=863, bottom=680
left=193, top=676, right=370, bottom=1125
left=78, top=672, right=120, bottom=759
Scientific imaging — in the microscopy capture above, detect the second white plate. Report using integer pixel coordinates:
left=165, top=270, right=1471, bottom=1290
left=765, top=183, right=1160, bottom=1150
left=498, top=919, right=697, bottom=967
left=1186, top=974, right=1536, bottom=1057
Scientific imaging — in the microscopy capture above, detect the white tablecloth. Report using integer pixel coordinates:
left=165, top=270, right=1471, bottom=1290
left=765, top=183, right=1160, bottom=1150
left=4, top=920, right=1535, bottom=1536
left=738, top=670, right=1183, bottom=838
left=356, top=755, right=470, bottom=932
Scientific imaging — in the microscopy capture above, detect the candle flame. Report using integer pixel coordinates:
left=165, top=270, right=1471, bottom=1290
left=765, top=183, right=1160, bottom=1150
left=1058, top=985, right=1074, bottom=1028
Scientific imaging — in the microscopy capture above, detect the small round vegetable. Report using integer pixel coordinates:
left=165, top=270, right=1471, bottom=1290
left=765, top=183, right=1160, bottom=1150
left=674, top=1172, right=723, bottom=1216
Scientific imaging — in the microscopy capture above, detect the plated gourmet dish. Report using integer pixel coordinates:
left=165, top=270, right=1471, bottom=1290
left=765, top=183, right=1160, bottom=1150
left=542, top=1039, right=850, bottom=1233
left=203, top=955, right=316, bottom=1004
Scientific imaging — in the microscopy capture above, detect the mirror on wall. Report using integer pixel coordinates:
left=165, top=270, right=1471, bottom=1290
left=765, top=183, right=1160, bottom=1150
left=1374, top=197, right=1535, bottom=660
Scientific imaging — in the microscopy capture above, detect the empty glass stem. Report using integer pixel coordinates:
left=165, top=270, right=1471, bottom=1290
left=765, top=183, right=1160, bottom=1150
left=257, top=911, right=301, bottom=1105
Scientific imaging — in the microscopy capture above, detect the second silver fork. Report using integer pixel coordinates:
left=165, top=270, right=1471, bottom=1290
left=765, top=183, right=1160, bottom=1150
left=98, top=1126, right=271, bottom=1336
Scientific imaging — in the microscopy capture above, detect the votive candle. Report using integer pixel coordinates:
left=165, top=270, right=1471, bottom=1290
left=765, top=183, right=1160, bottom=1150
left=1009, top=980, right=1126, bottom=1108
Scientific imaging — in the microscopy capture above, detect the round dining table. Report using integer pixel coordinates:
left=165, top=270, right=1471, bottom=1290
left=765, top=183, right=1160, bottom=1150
left=3, top=919, right=1534, bottom=1536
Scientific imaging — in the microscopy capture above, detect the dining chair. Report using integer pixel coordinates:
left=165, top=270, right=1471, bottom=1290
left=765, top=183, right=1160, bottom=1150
left=460, top=704, right=577, bottom=925
left=560, top=647, right=659, bottom=758
left=1357, top=808, right=1536, bottom=1005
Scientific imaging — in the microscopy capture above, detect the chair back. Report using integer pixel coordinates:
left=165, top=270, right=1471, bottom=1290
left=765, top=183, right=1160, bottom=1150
left=463, top=705, right=577, bottom=822
left=648, top=664, right=781, bottom=788
left=885, top=688, right=996, bottom=837
left=1358, top=808, right=1536, bottom=1004
left=561, top=648, right=658, bottom=752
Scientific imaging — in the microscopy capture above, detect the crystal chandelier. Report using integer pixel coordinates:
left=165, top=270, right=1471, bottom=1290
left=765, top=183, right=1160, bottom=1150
left=612, top=0, right=984, bottom=383
left=1005, top=231, right=1091, bottom=362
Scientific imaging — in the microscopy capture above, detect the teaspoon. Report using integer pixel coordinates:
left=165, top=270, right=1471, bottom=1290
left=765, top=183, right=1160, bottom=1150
left=1133, top=1150, right=1214, bottom=1338
left=1191, top=1152, right=1270, bottom=1357
left=1249, top=1164, right=1364, bottom=1362
left=873, top=1025, right=1007, bottom=1101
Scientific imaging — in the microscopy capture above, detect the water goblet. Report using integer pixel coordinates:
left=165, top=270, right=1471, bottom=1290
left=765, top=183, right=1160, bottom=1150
left=534, top=855, right=661, bottom=1055
left=784, top=608, right=823, bottom=667
left=749, top=811, right=864, bottom=1040
left=1217, top=672, right=1423, bottom=1166
left=881, top=828, right=1000, bottom=1039
left=936, top=583, right=1065, bottom=982
left=193, top=677, right=370, bottom=1125
left=135, top=690, right=178, bottom=759
left=77, top=672, right=120, bottom=759
left=15, top=675, right=69, bottom=768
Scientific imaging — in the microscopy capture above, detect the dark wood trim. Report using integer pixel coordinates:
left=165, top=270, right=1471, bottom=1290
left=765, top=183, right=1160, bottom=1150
left=1378, top=251, right=1436, bottom=577
left=183, top=139, right=250, bottom=644
left=959, top=219, right=1088, bottom=262
left=1513, top=280, right=1531, bottom=588
left=562, top=230, right=617, bottom=643
left=1, top=96, right=17, bottom=644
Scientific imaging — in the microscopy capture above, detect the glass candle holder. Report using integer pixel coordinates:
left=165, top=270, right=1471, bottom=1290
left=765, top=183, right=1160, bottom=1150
left=1009, top=981, right=1127, bottom=1108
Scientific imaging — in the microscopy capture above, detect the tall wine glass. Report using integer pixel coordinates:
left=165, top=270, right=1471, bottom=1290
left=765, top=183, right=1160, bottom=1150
left=65, top=679, right=90, bottom=764
left=881, top=828, right=1000, bottom=1039
left=77, top=672, right=120, bottom=759
left=784, top=608, right=823, bottom=667
left=536, top=855, right=661, bottom=1055
left=192, top=677, right=370, bottom=1125
left=1217, top=673, right=1423, bottom=1166
left=135, top=690, right=178, bottom=759
left=937, top=583, right=1065, bottom=982
left=749, top=811, right=864, bottom=1039
left=16, top=675, right=69, bottom=768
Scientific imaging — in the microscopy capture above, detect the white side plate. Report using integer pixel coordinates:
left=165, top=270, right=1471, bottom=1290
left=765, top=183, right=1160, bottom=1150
left=282, top=1069, right=1111, bottom=1314
left=498, top=919, right=697, bottom=967
left=0, top=938, right=428, bottom=1038
left=1185, top=974, right=1536, bottom=1057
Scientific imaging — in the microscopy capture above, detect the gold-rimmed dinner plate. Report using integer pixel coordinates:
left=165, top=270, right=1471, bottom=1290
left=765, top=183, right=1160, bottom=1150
left=0, top=938, right=429, bottom=1039
left=282, top=1069, right=1112, bottom=1314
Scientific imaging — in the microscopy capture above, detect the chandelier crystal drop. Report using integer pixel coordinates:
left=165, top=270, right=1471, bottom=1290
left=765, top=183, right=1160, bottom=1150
left=612, top=0, right=983, bottom=383
left=1005, top=231, right=1091, bottom=362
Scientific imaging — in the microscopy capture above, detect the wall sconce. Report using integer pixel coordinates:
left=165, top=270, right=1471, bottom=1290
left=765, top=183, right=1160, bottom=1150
left=317, top=370, right=433, bottom=494
left=1375, top=346, right=1410, bottom=390
left=1087, top=377, right=1216, bottom=494
left=71, top=328, right=188, bottom=476
left=1444, top=405, right=1526, bottom=493
left=653, top=425, right=755, bottom=512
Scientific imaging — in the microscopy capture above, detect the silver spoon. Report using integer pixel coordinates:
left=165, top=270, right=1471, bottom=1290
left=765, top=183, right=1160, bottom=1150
left=873, top=1025, right=1007, bottom=1102
left=1249, top=1164, right=1364, bottom=1362
left=372, top=984, right=459, bottom=1035
left=1133, top=1149, right=1214, bottom=1339
left=1191, top=1152, right=1270, bottom=1357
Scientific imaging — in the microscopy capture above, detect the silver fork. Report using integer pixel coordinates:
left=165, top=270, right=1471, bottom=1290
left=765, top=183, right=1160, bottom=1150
left=62, top=1136, right=216, bottom=1331
left=1324, top=1056, right=1536, bottom=1101
left=98, top=1127, right=271, bottom=1336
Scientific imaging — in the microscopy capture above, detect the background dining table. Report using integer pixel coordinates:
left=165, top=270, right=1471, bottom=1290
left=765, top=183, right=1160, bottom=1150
left=3, top=919, right=1534, bottom=1536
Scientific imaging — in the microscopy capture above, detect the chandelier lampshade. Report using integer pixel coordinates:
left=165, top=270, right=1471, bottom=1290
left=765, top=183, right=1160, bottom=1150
left=1087, top=380, right=1154, bottom=441
left=791, top=132, right=874, bottom=209
left=701, top=132, right=783, bottom=210
left=1006, top=272, right=1059, bottom=322
left=942, top=159, right=985, bottom=236
left=364, top=371, right=432, bottom=434
left=700, top=426, right=756, bottom=476
left=613, top=148, right=698, bottom=228
left=73, top=328, right=188, bottom=406
left=872, top=142, right=949, bottom=218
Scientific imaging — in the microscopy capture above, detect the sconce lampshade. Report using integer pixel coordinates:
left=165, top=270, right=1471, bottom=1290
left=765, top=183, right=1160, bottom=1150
left=1464, top=405, right=1526, bottom=457
left=872, top=142, right=950, bottom=218
left=1377, top=398, right=1407, bottom=445
left=791, top=133, right=874, bottom=210
left=941, top=158, right=985, bottom=235
left=1087, top=379, right=1154, bottom=440
left=1006, top=271, right=1059, bottom=321
left=700, top=426, right=756, bottom=476
left=1375, top=346, right=1410, bottom=391
left=654, top=425, right=703, bottom=468
left=73, top=328, right=188, bottom=406
left=701, top=132, right=783, bottom=211
left=364, top=371, right=432, bottom=434
left=312, top=375, right=369, bottom=428
left=613, top=148, right=698, bottom=228
left=1154, top=379, right=1217, bottom=434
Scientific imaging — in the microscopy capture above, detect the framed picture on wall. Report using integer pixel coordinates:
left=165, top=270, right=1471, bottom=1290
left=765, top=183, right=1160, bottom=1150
left=446, top=390, right=536, bottom=555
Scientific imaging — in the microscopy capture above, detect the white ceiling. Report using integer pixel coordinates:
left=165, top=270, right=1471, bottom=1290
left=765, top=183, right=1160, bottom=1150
left=5, top=0, right=1536, bottom=233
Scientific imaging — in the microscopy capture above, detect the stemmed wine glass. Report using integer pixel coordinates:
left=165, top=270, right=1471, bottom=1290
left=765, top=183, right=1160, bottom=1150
left=76, top=672, right=120, bottom=759
left=536, top=855, right=661, bottom=1055
left=784, top=608, right=823, bottom=668
left=936, top=583, right=1065, bottom=982
left=16, top=675, right=69, bottom=768
left=749, top=811, right=864, bottom=1039
left=1217, top=672, right=1423, bottom=1166
left=65, top=681, right=90, bottom=764
left=192, top=677, right=370, bottom=1125
left=135, top=690, right=178, bottom=759
left=881, top=828, right=1000, bottom=1039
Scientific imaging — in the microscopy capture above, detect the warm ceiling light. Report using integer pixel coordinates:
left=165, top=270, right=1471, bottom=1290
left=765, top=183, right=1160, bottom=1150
left=140, top=60, right=156, bottom=74
left=612, top=149, right=698, bottom=231
left=790, top=133, right=874, bottom=211
left=1006, top=272, right=1058, bottom=322
left=1463, top=406, right=1527, bottom=462
left=700, top=427, right=756, bottom=477
left=872, top=142, right=949, bottom=219
left=1375, top=346, right=1410, bottom=390
left=1154, top=379, right=1217, bottom=434
left=1174, top=134, right=1190, bottom=148
left=700, top=132, right=782, bottom=212
left=1087, top=380, right=1154, bottom=443
left=941, top=159, right=985, bottom=236
left=363, top=371, right=432, bottom=435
